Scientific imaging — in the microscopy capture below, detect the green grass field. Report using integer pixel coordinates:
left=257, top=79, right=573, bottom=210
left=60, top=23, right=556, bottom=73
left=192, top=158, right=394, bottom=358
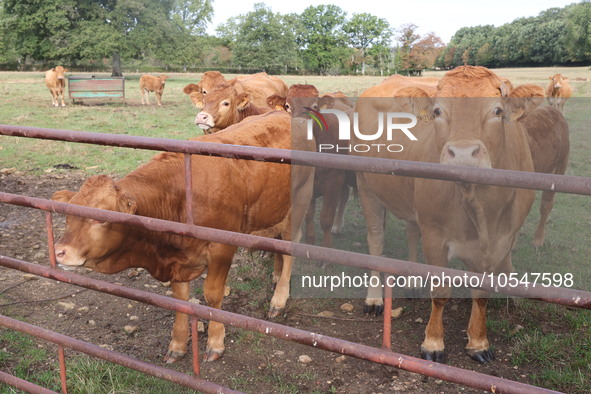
left=1, top=67, right=590, bottom=392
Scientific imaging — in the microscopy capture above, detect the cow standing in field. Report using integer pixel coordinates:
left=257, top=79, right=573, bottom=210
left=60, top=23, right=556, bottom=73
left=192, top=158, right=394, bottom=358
left=52, top=111, right=315, bottom=363
left=546, top=74, right=572, bottom=112
left=45, top=66, right=69, bottom=107
left=268, top=84, right=355, bottom=248
left=183, top=71, right=288, bottom=109
left=140, top=74, right=169, bottom=106
left=354, top=66, right=537, bottom=364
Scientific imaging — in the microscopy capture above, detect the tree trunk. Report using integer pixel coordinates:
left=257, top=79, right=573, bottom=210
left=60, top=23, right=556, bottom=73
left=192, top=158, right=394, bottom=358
left=111, top=52, right=123, bottom=77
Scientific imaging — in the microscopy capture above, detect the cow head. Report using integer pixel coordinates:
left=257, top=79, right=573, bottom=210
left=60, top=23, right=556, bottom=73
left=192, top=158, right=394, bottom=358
left=194, top=83, right=252, bottom=133
left=198, top=71, right=227, bottom=94
left=408, top=66, right=534, bottom=169
left=52, top=175, right=137, bottom=272
left=159, top=74, right=169, bottom=86
left=53, top=66, right=68, bottom=80
left=549, top=74, right=568, bottom=89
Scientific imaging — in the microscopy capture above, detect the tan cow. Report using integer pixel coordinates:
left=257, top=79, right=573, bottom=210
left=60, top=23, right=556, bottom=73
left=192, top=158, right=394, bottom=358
left=353, top=66, right=536, bottom=364
left=546, top=74, right=572, bottom=112
left=184, top=71, right=288, bottom=109
left=140, top=74, right=169, bottom=106
left=45, top=66, right=69, bottom=107
left=194, top=83, right=271, bottom=134
left=268, top=84, right=355, bottom=248
left=52, top=110, right=315, bottom=363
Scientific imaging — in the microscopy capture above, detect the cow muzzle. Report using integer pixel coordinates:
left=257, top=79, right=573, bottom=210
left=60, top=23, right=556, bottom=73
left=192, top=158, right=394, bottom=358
left=54, top=244, right=86, bottom=266
left=440, top=140, right=491, bottom=168
left=554, top=83, right=561, bottom=89
left=195, top=112, right=214, bottom=130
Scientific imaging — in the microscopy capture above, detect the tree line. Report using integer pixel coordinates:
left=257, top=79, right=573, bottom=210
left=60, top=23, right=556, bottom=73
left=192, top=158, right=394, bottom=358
left=0, top=1, right=589, bottom=76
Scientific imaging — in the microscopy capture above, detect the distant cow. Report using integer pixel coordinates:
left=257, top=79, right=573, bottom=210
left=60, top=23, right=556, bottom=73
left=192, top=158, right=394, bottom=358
left=354, top=66, right=537, bottom=364
left=52, top=111, right=315, bottom=363
left=546, top=74, right=572, bottom=112
left=45, top=66, right=69, bottom=107
left=183, top=71, right=288, bottom=109
left=140, top=74, right=169, bottom=106
left=194, top=83, right=270, bottom=133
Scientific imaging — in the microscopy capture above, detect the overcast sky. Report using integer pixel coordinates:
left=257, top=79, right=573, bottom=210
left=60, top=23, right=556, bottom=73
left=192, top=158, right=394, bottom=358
left=207, top=0, right=578, bottom=43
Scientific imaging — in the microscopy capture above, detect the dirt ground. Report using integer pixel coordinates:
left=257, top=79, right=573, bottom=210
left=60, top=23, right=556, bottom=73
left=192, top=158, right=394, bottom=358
left=0, top=170, right=545, bottom=393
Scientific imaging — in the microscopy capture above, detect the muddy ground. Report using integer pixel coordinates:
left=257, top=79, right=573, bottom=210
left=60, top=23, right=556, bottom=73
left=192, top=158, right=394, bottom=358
left=0, top=170, right=548, bottom=393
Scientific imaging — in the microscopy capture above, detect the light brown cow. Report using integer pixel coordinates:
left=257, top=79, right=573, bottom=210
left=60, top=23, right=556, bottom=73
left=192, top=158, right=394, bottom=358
left=354, top=66, right=536, bottom=364
left=522, top=105, right=570, bottom=246
left=140, top=74, right=169, bottom=106
left=45, top=66, right=69, bottom=107
left=269, top=84, right=355, bottom=248
left=183, top=71, right=288, bottom=109
left=546, top=74, right=572, bottom=112
left=194, top=83, right=271, bottom=134
left=52, top=111, right=315, bottom=363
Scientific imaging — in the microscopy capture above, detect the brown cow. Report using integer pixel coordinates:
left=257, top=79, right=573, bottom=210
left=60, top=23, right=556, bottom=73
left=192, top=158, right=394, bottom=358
left=184, top=71, right=288, bottom=109
left=546, top=74, right=572, bottom=112
left=140, top=74, right=169, bottom=106
left=269, top=84, right=354, bottom=248
left=522, top=105, right=570, bottom=246
left=45, top=66, right=69, bottom=107
left=52, top=111, right=315, bottom=363
left=194, top=83, right=270, bottom=134
left=353, top=66, right=536, bottom=364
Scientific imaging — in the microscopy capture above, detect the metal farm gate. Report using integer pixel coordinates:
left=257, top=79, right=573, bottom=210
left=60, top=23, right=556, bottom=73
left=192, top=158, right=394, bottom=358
left=1, top=124, right=590, bottom=394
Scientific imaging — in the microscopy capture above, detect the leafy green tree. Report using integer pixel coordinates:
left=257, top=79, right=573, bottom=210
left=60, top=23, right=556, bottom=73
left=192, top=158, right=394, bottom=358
left=232, top=3, right=298, bottom=73
left=565, top=1, right=591, bottom=63
left=343, top=13, right=391, bottom=75
left=298, top=4, right=349, bottom=74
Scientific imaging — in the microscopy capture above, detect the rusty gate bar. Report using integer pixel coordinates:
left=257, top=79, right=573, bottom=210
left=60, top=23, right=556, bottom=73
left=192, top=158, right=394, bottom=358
left=0, top=314, right=241, bottom=394
left=58, top=345, right=68, bottom=394
left=0, top=257, right=560, bottom=394
left=2, top=191, right=589, bottom=307
left=1, top=124, right=591, bottom=196
left=0, top=370, right=58, bottom=394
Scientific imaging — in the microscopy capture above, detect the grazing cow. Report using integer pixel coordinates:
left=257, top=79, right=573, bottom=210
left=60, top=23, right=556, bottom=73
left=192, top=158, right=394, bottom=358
left=184, top=71, right=288, bottom=109
left=194, top=83, right=271, bottom=134
left=269, top=84, right=355, bottom=248
left=45, top=66, right=69, bottom=107
left=354, top=66, right=536, bottom=364
left=52, top=111, right=315, bottom=363
left=140, top=74, right=169, bottom=106
left=546, top=74, right=572, bottom=112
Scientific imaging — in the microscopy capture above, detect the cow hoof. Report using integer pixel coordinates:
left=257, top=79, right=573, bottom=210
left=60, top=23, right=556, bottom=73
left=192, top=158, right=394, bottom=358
left=363, top=304, right=384, bottom=316
left=268, top=306, right=283, bottom=319
left=203, top=347, right=224, bottom=362
left=420, top=349, right=447, bottom=363
left=469, top=349, right=495, bottom=364
left=164, top=350, right=186, bottom=364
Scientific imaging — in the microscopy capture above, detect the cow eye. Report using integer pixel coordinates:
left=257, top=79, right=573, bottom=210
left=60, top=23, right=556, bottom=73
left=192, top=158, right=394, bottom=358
left=89, top=219, right=106, bottom=225
left=433, top=107, right=442, bottom=117
left=222, top=101, right=230, bottom=107
left=493, top=107, right=503, bottom=116
left=202, top=90, right=207, bottom=94
left=285, top=103, right=291, bottom=113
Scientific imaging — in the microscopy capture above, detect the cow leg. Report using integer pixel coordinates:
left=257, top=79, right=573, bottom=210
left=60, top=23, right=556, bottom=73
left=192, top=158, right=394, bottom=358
left=140, top=88, right=145, bottom=105
left=51, top=89, right=58, bottom=107
left=203, top=245, right=235, bottom=362
left=59, top=89, right=65, bottom=107
left=145, top=90, right=150, bottom=105
left=319, top=173, right=344, bottom=248
left=156, top=92, right=162, bottom=106
left=533, top=190, right=555, bottom=247
left=304, top=197, right=317, bottom=245
left=164, top=281, right=191, bottom=363
left=272, top=253, right=283, bottom=287
left=402, top=220, right=423, bottom=297
left=269, top=254, right=293, bottom=318
left=332, top=183, right=350, bottom=235
left=357, top=173, right=386, bottom=315
left=466, top=289, right=494, bottom=364
left=421, top=231, right=450, bottom=362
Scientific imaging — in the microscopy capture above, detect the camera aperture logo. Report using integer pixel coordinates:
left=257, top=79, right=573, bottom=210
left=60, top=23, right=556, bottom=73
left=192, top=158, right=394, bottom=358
left=306, top=108, right=418, bottom=153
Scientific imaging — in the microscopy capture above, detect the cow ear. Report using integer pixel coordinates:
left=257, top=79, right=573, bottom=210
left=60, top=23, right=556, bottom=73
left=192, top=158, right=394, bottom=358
left=563, top=76, right=569, bottom=80
left=183, top=84, right=199, bottom=95
left=190, top=92, right=204, bottom=108
left=52, top=190, right=75, bottom=203
left=396, top=87, right=435, bottom=122
left=319, top=96, right=334, bottom=109
left=64, top=68, right=69, bottom=72
left=237, top=93, right=251, bottom=111
left=117, top=192, right=137, bottom=215
left=267, top=94, right=286, bottom=110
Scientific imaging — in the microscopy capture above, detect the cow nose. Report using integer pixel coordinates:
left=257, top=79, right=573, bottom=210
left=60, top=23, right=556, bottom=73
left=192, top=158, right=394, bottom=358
left=554, top=83, right=561, bottom=88
left=195, top=112, right=210, bottom=124
left=442, top=142, right=490, bottom=167
left=55, top=247, right=66, bottom=261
